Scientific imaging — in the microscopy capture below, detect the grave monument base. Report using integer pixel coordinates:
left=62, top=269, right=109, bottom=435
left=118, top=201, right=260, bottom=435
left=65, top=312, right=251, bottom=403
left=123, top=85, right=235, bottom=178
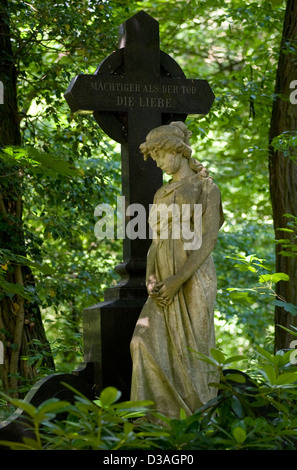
left=82, top=260, right=148, bottom=400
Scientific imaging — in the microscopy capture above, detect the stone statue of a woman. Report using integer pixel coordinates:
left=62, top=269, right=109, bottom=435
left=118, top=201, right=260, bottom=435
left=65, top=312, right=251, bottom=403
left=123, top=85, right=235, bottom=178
left=130, top=121, right=224, bottom=420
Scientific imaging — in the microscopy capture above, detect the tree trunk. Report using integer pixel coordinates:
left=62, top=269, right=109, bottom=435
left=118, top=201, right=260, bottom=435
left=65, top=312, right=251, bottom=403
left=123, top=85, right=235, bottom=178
left=0, top=0, right=54, bottom=396
left=268, top=0, right=297, bottom=352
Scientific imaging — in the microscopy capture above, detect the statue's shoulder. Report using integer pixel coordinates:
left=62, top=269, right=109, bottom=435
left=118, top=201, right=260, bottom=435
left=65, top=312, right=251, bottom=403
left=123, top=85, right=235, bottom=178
left=152, top=182, right=172, bottom=203
left=200, top=175, right=221, bottom=193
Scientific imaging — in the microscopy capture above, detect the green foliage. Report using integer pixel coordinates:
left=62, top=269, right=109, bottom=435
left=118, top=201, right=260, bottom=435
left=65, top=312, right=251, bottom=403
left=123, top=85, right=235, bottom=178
left=2, top=346, right=297, bottom=450
left=1, top=0, right=295, bottom=450
left=0, top=0, right=290, bottom=376
left=0, top=385, right=155, bottom=450
left=0, top=248, right=54, bottom=302
left=270, top=132, right=297, bottom=162
left=1, top=147, right=83, bottom=178
left=276, top=214, right=297, bottom=258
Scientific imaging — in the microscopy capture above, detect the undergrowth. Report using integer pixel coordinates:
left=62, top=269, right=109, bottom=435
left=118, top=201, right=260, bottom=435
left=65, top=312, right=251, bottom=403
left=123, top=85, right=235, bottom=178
left=1, top=340, right=297, bottom=450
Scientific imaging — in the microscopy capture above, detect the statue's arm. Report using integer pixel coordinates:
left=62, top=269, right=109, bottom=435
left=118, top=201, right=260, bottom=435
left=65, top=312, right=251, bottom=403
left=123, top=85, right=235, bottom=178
left=146, top=239, right=158, bottom=295
left=158, top=183, right=222, bottom=302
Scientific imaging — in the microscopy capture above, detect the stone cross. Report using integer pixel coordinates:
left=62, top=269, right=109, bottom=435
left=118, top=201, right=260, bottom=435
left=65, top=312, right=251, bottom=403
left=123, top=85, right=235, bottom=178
left=64, top=11, right=215, bottom=399
left=65, top=10, right=214, bottom=268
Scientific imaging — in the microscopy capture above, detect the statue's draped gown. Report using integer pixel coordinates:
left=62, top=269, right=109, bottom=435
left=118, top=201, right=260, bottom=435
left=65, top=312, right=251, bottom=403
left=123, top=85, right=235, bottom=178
left=130, top=172, right=224, bottom=419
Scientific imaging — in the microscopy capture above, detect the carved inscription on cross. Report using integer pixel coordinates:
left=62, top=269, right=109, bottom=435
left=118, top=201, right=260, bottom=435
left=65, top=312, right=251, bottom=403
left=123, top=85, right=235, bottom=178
left=65, top=10, right=215, bottom=269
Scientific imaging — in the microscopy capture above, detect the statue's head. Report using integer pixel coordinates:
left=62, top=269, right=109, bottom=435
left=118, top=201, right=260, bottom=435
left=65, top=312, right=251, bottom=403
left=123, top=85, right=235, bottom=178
left=140, top=121, right=192, bottom=161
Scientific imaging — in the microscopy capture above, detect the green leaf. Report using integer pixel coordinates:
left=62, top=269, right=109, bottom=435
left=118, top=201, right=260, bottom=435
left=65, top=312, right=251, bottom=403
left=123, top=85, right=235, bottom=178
left=210, top=348, right=225, bottom=364
left=35, top=398, right=71, bottom=423
left=276, top=228, right=294, bottom=233
left=0, top=274, right=33, bottom=300
left=223, top=354, right=246, bottom=365
left=3, top=397, right=37, bottom=419
left=0, top=248, right=54, bottom=275
left=179, top=408, right=187, bottom=420
left=259, top=272, right=289, bottom=283
left=275, top=300, right=297, bottom=316
left=228, top=290, right=254, bottom=303
left=231, top=421, right=247, bottom=444
left=97, top=387, right=122, bottom=407
left=232, top=427, right=247, bottom=444
left=0, top=440, right=37, bottom=450
left=123, top=421, right=134, bottom=435
left=277, top=324, right=297, bottom=337
left=224, top=373, right=247, bottom=384
left=275, top=372, right=297, bottom=386
left=189, top=349, right=219, bottom=366
left=1, top=146, right=83, bottom=179
left=113, top=400, right=154, bottom=410
left=231, top=396, right=245, bottom=418
left=256, top=345, right=274, bottom=362
left=22, top=437, right=42, bottom=450
left=260, top=364, right=277, bottom=385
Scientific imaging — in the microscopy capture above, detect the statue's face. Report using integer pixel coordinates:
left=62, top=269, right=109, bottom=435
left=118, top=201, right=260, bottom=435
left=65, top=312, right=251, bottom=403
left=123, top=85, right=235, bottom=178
left=154, top=150, right=181, bottom=175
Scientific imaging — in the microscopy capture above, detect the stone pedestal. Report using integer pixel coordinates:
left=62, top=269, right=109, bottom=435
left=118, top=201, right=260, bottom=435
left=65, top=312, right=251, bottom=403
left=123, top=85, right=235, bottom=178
left=83, top=261, right=148, bottom=400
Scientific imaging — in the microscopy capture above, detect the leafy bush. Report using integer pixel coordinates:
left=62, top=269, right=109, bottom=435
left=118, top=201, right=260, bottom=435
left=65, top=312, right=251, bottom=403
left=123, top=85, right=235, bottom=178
left=1, top=345, right=297, bottom=450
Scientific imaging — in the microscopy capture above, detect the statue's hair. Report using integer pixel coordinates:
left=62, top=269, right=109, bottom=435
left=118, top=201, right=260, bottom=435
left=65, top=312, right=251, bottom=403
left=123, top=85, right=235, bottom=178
left=139, top=121, right=192, bottom=161
left=140, top=121, right=208, bottom=176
